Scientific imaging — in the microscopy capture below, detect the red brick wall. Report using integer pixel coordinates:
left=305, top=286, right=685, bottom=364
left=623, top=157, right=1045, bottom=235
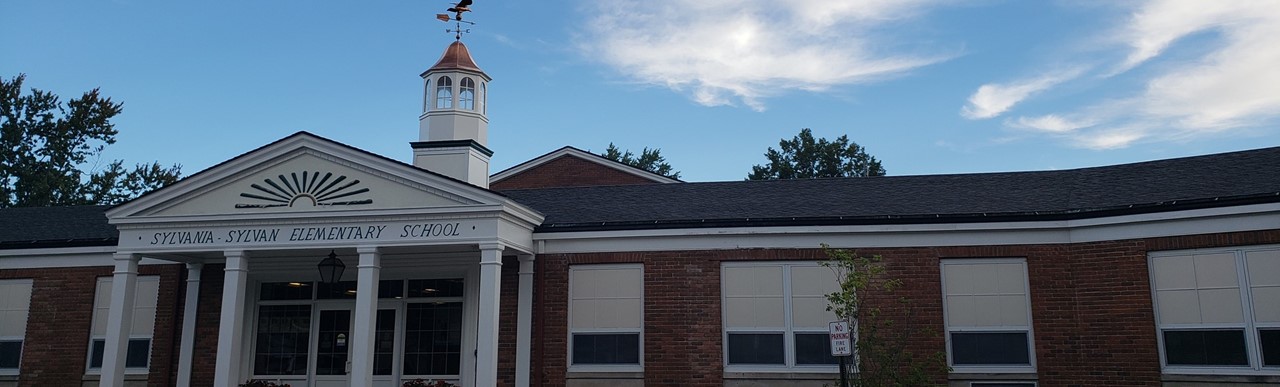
left=491, top=155, right=665, bottom=190
left=6, top=229, right=1280, bottom=386
left=147, top=265, right=182, bottom=387
left=935, top=243, right=1163, bottom=386
left=534, top=250, right=860, bottom=386
left=851, top=247, right=948, bottom=385
left=529, top=229, right=1280, bottom=386
left=498, top=256, right=520, bottom=387
left=0, top=263, right=182, bottom=387
left=532, top=253, right=570, bottom=386
left=188, top=263, right=224, bottom=387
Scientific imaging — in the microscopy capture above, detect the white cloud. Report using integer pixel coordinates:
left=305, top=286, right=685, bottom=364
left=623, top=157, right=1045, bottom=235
left=579, top=0, right=950, bottom=111
left=1009, top=114, right=1094, bottom=133
left=1073, top=130, right=1147, bottom=150
left=961, top=68, right=1085, bottom=120
left=1138, top=11, right=1280, bottom=131
left=1114, top=1, right=1265, bottom=72
left=996, top=0, right=1280, bottom=150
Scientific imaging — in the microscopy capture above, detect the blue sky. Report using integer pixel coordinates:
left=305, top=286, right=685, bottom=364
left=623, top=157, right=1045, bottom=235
left=3, top=0, right=1278, bottom=182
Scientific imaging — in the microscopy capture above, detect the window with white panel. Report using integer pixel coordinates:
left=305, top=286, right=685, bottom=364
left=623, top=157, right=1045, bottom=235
left=1151, top=246, right=1280, bottom=372
left=0, top=279, right=32, bottom=374
left=722, top=262, right=840, bottom=370
left=941, top=259, right=1035, bottom=371
left=569, top=264, right=642, bottom=369
left=86, top=276, right=159, bottom=373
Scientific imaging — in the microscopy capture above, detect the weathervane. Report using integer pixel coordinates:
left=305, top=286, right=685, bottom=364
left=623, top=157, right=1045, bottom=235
left=436, top=0, right=475, bottom=41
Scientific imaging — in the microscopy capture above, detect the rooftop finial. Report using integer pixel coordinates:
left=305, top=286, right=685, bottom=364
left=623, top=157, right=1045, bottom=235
left=436, top=0, right=475, bottom=41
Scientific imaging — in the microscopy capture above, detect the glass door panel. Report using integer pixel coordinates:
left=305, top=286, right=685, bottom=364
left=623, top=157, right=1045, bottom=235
left=375, top=309, right=396, bottom=375
left=316, top=309, right=352, bottom=376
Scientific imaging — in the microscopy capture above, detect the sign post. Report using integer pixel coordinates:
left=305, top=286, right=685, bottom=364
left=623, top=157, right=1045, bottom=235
left=830, top=321, right=852, bottom=387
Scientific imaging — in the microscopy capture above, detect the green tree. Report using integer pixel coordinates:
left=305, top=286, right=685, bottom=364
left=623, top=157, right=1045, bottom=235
left=748, top=128, right=885, bottom=180
left=822, top=245, right=948, bottom=386
left=0, top=74, right=182, bottom=208
left=600, top=143, right=681, bottom=179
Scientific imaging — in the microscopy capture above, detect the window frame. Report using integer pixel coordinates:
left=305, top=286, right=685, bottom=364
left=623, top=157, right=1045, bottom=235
left=422, top=78, right=431, bottom=113
left=435, top=76, right=453, bottom=109
left=252, top=303, right=313, bottom=377
left=1150, top=245, right=1280, bottom=375
left=248, top=278, right=467, bottom=381
left=969, top=382, right=1037, bottom=387
left=0, top=279, right=32, bottom=375
left=85, top=276, right=160, bottom=375
left=401, top=293, right=464, bottom=379
left=458, top=77, right=475, bottom=110
left=720, top=261, right=841, bottom=373
left=567, top=263, right=644, bottom=373
left=940, top=258, right=1037, bottom=374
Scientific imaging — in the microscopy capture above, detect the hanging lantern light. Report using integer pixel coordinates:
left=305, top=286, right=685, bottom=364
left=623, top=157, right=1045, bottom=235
left=317, top=250, right=346, bottom=284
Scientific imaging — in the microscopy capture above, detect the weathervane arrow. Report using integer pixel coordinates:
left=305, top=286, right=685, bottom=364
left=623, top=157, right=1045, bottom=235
left=438, top=0, right=476, bottom=40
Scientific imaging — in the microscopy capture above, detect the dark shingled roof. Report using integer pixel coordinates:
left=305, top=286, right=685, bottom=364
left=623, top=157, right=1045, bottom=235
left=500, top=146, right=1280, bottom=232
left=2, top=146, right=1279, bottom=246
left=0, top=205, right=116, bottom=249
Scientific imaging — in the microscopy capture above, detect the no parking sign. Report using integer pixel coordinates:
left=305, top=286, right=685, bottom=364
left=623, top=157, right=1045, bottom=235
left=829, top=321, right=852, bottom=356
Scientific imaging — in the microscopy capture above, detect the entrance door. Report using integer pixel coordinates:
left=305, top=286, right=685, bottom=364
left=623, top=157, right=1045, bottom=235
left=312, top=305, right=401, bottom=387
left=314, top=308, right=352, bottom=387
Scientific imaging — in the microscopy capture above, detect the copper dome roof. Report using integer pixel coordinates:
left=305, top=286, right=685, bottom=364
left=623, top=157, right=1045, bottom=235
left=425, top=41, right=486, bottom=75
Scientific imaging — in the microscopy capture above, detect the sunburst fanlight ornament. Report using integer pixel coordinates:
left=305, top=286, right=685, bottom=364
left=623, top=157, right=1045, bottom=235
left=236, top=171, right=373, bottom=208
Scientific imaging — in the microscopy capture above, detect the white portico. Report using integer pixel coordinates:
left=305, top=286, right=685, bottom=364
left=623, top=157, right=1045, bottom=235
left=99, top=131, right=543, bottom=387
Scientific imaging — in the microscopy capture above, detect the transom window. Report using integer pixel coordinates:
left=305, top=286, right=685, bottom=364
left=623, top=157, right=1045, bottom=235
left=721, top=262, right=840, bottom=370
left=941, top=259, right=1035, bottom=371
left=1150, top=246, right=1280, bottom=372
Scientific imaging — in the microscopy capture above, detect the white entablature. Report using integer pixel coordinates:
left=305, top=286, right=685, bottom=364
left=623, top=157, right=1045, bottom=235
left=105, top=131, right=544, bottom=254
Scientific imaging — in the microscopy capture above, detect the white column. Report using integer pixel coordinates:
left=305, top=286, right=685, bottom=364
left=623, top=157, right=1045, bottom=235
left=351, top=246, right=381, bottom=387
left=213, top=251, right=250, bottom=387
left=515, top=254, right=536, bottom=387
left=474, top=243, right=504, bottom=387
left=100, top=253, right=139, bottom=387
left=176, top=263, right=202, bottom=387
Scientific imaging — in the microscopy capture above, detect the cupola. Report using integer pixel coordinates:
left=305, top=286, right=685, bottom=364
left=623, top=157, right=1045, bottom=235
left=413, top=40, right=492, bottom=187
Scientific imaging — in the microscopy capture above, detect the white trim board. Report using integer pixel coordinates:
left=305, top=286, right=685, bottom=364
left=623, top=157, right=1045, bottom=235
left=535, top=203, right=1280, bottom=253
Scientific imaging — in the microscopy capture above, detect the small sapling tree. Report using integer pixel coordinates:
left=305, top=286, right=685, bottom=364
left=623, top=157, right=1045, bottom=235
left=821, top=244, right=948, bottom=387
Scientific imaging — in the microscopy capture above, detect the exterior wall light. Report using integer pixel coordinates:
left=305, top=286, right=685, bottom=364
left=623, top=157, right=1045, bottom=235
left=317, top=250, right=346, bottom=284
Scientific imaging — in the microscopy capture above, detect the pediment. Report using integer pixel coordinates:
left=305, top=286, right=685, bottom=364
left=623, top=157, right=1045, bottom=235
left=490, top=146, right=681, bottom=189
left=109, top=132, right=505, bottom=219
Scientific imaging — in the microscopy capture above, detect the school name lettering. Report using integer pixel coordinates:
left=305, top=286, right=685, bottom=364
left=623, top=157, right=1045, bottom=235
left=289, top=226, right=385, bottom=241
left=147, top=222, right=466, bottom=245
left=151, top=231, right=216, bottom=245
left=400, top=222, right=462, bottom=238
